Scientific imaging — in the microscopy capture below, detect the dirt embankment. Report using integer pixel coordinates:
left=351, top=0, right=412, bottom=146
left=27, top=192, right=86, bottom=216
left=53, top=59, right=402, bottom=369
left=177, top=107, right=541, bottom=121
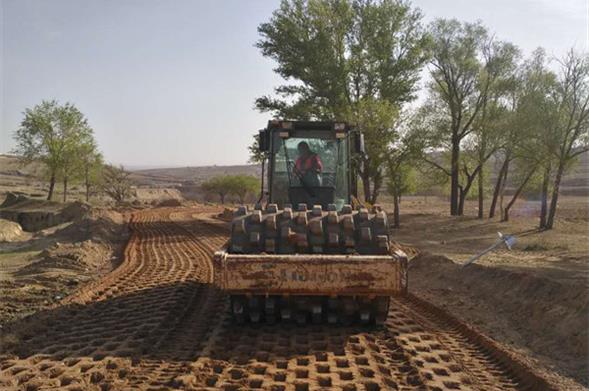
left=409, top=253, right=589, bottom=386
left=0, top=202, right=130, bottom=327
left=0, top=192, right=91, bottom=232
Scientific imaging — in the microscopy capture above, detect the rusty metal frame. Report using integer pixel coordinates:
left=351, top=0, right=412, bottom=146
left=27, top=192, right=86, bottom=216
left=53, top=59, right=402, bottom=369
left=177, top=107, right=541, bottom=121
left=214, top=247, right=408, bottom=296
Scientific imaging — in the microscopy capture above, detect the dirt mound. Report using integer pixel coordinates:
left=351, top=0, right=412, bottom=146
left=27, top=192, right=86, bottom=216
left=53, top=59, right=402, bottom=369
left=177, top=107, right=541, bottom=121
left=0, top=192, right=28, bottom=208
left=59, top=200, right=91, bottom=221
left=55, top=207, right=127, bottom=244
left=0, top=207, right=129, bottom=325
left=409, top=253, right=589, bottom=385
left=0, top=219, right=24, bottom=242
left=0, top=194, right=91, bottom=232
left=135, top=187, right=184, bottom=202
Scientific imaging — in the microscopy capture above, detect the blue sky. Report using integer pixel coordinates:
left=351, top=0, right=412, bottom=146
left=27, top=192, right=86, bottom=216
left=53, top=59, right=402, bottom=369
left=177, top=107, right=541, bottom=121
left=1, top=0, right=586, bottom=167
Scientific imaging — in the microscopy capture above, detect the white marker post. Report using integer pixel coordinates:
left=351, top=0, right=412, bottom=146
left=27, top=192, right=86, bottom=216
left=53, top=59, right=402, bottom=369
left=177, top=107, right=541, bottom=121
left=463, top=232, right=517, bottom=267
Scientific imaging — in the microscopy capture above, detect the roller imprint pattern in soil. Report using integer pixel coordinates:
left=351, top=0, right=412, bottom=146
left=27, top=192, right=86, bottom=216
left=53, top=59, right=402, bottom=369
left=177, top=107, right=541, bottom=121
left=0, top=208, right=557, bottom=390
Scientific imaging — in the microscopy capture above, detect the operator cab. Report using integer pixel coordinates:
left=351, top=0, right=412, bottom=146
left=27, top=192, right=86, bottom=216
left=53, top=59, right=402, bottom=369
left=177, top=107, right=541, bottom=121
left=258, top=120, right=364, bottom=211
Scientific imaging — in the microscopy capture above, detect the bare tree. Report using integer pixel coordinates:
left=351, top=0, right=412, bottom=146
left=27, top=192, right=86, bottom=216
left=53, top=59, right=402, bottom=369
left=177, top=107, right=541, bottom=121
left=102, top=165, right=132, bottom=203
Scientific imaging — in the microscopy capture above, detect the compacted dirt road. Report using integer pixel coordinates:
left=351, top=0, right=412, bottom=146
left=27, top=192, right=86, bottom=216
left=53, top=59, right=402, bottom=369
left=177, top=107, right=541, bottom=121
left=0, top=207, right=570, bottom=390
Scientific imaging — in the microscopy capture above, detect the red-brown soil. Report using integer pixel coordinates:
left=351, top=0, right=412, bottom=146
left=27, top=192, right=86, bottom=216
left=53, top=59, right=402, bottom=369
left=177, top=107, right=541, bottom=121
left=409, top=253, right=588, bottom=386
left=0, top=207, right=129, bottom=325
left=0, top=206, right=584, bottom=390
left=386, top=196, right=589, bottom=387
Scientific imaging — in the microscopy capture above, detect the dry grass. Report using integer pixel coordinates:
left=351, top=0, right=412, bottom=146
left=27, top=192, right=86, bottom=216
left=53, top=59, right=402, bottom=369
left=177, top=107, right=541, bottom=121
left=384, top=195, right=588, bottom=284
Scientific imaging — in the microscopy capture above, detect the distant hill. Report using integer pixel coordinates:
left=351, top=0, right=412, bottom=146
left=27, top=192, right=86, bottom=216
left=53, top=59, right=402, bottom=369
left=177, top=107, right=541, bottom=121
left=135, top=152, right=588, bottom=197
left=0, top=152, right=586, bottom=200
left=130, top=164, right=261, bottom=187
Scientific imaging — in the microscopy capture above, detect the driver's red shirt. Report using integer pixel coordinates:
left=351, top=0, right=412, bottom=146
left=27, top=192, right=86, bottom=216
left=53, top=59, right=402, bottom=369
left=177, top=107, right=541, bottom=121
left=295, top=153, right=323, bottom=173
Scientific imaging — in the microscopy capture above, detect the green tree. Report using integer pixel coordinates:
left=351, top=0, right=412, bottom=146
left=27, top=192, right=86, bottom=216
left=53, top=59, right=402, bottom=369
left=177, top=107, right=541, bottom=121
left=385, top=164, right=416, bottom=227
left=500, top=49, right=557, bottom=223
left=542, top=50, right=589, bottom=229
left=201, top=176, right=232, bottom=204
left=500, top=158, right=539, bottom=222
left=79, top=141, right=104, bottom=202
left=471, top=42, right=520, bottom=218
left=255, top=0, right=430, bottom=203
left=488, top=49, right=552, bottom=219
left=228, top=175, right=261, bottom=204
left=13, top=100, right=96, bottom=201
left=59, top=120, right=96, bottom=202
left=248, top=133, right=269, bottom=164
left=384, top=112, right=423, bottom=227
left=354, top=99, right=399, bottom=204
left=426, top=19, right=519, bottom=216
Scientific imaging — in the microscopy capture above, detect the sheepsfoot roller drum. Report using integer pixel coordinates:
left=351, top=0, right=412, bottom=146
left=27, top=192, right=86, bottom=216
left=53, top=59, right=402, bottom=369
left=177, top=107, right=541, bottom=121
left=213, top=203, right=408, bottom=325
left=213, top=120, right=408, bottom=324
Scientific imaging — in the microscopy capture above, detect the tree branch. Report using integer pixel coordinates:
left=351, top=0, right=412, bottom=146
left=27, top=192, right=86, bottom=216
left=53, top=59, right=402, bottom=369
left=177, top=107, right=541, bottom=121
left=423, top=156, right=452, bottom=176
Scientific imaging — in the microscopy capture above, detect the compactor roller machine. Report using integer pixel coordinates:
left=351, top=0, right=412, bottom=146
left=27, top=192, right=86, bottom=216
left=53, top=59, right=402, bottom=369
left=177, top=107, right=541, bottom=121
left=214, top=120, right=407, bottom=325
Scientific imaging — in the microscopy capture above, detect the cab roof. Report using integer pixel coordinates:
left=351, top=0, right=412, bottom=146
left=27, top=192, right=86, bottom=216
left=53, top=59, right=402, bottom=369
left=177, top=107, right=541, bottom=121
left=267, top=120, right=354, bottom=132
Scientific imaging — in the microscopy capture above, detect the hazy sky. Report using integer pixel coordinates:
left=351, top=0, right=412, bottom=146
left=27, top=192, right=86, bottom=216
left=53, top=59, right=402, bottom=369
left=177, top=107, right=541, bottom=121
left=1, top=0, right=586, bottom=168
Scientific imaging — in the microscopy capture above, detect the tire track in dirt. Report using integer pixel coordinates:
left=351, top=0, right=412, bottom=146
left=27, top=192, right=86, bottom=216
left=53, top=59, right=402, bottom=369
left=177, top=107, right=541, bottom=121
left=0, top=207, right=224, bottom=390
left=124, top=210, right=229, bottom=390
left=0, top=207, right=560, bottom=390
left=187, top=297, right=534, bottom=391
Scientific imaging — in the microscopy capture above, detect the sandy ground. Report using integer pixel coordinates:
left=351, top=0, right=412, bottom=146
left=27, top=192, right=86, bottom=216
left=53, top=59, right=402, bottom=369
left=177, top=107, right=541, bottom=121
left=0, top=188, right=586, bottom=388
left=389, top=196, right=588, bottom=283
left=385, top=196, right=589, bottom=386
left=2, top=207, right=580, bottom=391
left=0, top=205, right=130, bottom=327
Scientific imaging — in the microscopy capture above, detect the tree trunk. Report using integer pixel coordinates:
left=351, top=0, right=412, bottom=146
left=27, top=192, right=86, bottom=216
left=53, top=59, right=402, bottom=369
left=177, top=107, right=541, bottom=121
left=47, top=172, right=56, bottom=201
left=477, top=166, right=484, bottom=219
left=502, top=168, right=535, bottom=222
left=489, top=157, right=509, bottom=218
left=85, top=165, right=90, bottom=202
left=361, top=171, right=372, bottom=204
left=219, top=193, right=225, bottom=204
left=545, top=162, right=564, bottom=230
left=498, top=162, right=508, bottom=218
left=370, top=171, right=382, bottom=205
left=392, top=193, right=400, bottom=228
left=63, top=176, right=68, bottom=202
left=458, top=187, right=465, bottom=216
left=450, top=135, right=460, bottom=216
left=458, top=169, right=479, bottom=216
left=539, top=164, right=551, bottom=229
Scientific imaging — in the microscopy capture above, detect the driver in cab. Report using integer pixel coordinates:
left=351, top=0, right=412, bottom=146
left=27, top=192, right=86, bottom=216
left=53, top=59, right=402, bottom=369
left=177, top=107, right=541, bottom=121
left=295, top=141, right=323, bottom=187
